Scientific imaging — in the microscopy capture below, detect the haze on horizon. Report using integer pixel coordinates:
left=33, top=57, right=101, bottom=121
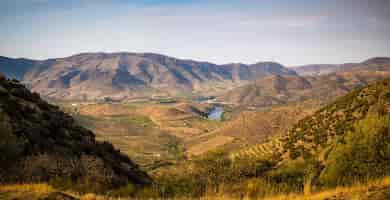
left=0, top=0, right=389, bottom=66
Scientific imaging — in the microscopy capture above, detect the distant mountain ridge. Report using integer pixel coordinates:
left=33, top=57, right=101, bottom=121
left=218, top=58, right=390, bottom=106
left=292, top=57, right=390, bottom=76
left=1, top=53, right=389, bottom=101
left=0, top=52, right=296, bottom=100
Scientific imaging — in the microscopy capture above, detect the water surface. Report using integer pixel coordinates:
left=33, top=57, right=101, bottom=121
left=208, top=106, right=224, bottom=121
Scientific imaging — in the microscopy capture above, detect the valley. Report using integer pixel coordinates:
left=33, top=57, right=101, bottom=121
left=1, top=54, right=390, bottom=200
left=2, top=0, right=390, bottom=198
left=58, top=99, right=226, bottom=168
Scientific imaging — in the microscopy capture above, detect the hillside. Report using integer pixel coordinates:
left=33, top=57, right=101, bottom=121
left=0, top=73, right=151, bottom=191
left=230, top=78, right=390, bottom=194
left=218, top=66, right=390, bottom=106
left=186, top=104, right=315, bottom=156
left=0, top=53, right=296, bottom=100
left=232, top=78, right=390, bottom=164
left=0, top=56, right=36, bottom=79
left=280, top=77, right=390, bottom=163
left=218, top=74, right=312, bottom=106
left=149, top=78, right=390, bottom=199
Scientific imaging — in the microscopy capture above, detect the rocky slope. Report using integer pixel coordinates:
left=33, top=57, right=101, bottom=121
left=0, top=73, right=151, bottom=190
left=0, top=53, right=296, bottom=100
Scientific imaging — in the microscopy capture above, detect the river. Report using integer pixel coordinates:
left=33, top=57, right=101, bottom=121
left=208, top=106, right=224, bottom=121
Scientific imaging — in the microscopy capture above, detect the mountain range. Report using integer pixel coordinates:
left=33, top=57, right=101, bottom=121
left=291, top=57, right=390, bottom=76
left=1, top=53, right=389, bottom=102
left=0, top=53, right=296, bottom=100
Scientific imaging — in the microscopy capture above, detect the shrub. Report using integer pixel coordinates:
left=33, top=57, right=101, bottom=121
left=154, top=171, right=206, bottom=198
left=0, top=114, right=24, bottom=172
left=246, top=178, right=274, bottom=198
left=266, top=160, right=306, bottom=193
left=319, top=115, right=390, bottom=186
left=110, top=183, right=137, bottom=197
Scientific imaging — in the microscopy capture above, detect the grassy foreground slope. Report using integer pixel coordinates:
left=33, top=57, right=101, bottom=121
left=2, top=177, right=390, bottom=200
left=263, top=177, right=390, bottom=200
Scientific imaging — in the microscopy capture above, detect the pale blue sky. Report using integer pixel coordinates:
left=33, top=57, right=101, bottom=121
left=1, top=0, right=389, bottom=65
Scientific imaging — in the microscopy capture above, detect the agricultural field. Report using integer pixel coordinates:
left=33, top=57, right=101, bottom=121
left=58, top=100, right=225, bottom=168
left=230, top=138, right=283, bottom=161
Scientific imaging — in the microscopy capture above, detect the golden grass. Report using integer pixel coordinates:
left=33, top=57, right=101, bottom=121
left=0, top=183, right=54, bottom=194
left=262, top=176, right=390, bottom=200
left=187, top=135, right=235, bottom=155
left=0, top=183, right=101, bottom=200
left=80, top=193, right=97, bottom=200
left=1, top=177, right=389, bottom=200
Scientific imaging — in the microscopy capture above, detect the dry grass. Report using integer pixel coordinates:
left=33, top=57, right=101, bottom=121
left=0, top=183, right=54, bottom=193
left=1, top=177, right=390, bottom=200
left=187, top=135, right=235, bottom=155
left=0, top=183, right=57, bottom=200
left=0, top=183, right=103, bottom=200
left=262, top=176, right=390, bottom=200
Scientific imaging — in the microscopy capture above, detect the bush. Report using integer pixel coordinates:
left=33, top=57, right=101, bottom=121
left=266, top=160, right=306, bottom=193
left=246, top=178, right=274, bottom=198
left=110, top=183, right=137, bottom=197
left=0, top=114, right=24, bottom=170
left=154, top=171, right=206, bottom=198
left=320, top=115, right=390, bottom=186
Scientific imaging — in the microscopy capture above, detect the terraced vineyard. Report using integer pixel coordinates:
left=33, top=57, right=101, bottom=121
left=57, top=101, right=226, bottom=168
left=230, top=138, right=283, bottom=161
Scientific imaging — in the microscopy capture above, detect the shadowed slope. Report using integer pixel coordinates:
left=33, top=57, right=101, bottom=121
left=0, top=73, right=151, bottom=190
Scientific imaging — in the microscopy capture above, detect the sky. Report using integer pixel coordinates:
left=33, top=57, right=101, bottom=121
left=0, top=0, right=389, bottom=66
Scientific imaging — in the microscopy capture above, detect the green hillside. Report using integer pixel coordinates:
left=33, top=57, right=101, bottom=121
left=282, top=77, right=390, bottom=161
left=146, top=78, right=390, bottom=199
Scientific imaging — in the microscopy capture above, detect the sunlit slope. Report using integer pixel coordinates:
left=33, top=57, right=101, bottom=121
left=281, top=78, right=390, bottom=162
